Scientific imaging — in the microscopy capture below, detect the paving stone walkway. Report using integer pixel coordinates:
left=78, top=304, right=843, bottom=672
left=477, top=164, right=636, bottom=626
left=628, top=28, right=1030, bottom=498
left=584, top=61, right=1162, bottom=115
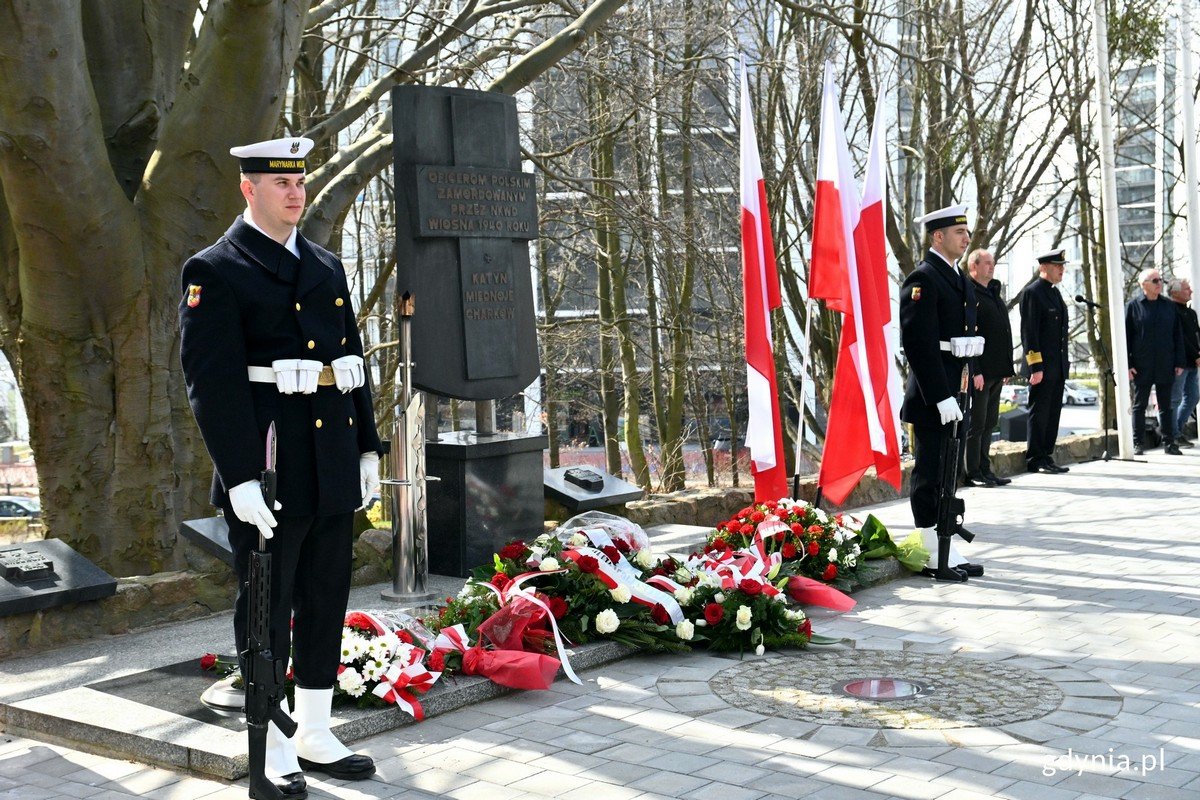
left=2, top=447, right=1199, bottom=799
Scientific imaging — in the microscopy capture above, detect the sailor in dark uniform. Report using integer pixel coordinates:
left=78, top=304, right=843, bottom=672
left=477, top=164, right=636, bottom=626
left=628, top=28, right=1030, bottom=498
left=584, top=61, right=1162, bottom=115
left=1019, top=249, right=1071, bottom=473
left=179, top=137, right=382, bottom=795
left=899, top=204, right=985, bottom=579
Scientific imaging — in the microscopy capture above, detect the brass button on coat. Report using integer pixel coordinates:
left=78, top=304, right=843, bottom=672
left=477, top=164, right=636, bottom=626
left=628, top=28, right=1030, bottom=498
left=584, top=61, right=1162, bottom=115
left=295, top=302, right=301, bottom=311
left=335, top=298, right=345, bottom=307
left=307, top=340, right=316, bottom=349
left=340, top=337, right=346, bottom=345
left=315, top=419, right=323, bottom=428
left=348, top=417, right=354, bottom=426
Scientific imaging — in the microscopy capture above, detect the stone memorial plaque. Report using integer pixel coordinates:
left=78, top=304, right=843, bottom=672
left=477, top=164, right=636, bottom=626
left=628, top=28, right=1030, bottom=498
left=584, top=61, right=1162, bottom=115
left=0, top=538, right=116, bottom=616
left=179, top=516, right=234, bottom=567
left=414, top=165, right=537, bottom=239
left=459, top=239, right=519, bottom=379
left=543, top=467, right=645, bottom=512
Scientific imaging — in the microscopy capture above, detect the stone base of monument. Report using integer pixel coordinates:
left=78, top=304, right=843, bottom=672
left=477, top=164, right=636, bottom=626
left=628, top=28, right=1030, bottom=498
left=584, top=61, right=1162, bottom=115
left=427, top=430, right=548, bottom=577
left=0, top=639, right=632, bottom=780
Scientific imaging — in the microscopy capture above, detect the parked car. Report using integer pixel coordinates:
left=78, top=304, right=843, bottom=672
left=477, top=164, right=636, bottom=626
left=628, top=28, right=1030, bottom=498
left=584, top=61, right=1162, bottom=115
left=1000, top=385, right=1029, bottom=407
left=1063, top=380, right=1099, bottom=405
left=0, top=495, right=39, bottom=519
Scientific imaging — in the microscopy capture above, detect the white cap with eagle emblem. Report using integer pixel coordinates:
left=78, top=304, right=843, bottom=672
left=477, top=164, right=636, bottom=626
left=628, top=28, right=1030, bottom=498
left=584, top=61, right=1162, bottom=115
left=229, top=137, right=314, bottom=174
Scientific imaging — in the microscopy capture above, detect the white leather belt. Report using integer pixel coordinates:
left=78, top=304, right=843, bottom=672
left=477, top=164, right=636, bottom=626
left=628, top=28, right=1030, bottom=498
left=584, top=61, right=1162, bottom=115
left=248, top=365, right=336, bottom=386
left=939, top=341, right=952, bottom=352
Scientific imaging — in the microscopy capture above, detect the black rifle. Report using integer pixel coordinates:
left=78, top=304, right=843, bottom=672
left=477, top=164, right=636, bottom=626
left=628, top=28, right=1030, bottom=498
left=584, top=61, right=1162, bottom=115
left=244, top=423, right=295, bottom=799
left=932, top=362, right=975, bottom=582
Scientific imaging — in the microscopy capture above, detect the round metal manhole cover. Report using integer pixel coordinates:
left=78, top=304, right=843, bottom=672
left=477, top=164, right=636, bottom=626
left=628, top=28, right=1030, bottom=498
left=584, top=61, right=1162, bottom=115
left=710, top=650, right=1065, bottom=729
left=835, top=678, right=932, bottom=701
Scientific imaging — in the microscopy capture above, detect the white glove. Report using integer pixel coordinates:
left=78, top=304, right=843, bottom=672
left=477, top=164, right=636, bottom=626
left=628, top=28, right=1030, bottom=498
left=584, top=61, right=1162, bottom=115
left=936, top=397, right=963, bottom=425
left=949, top=337, right=974, bottom=358
left=228, top=479, right=282, bottom=539
left=359, top=452, right=380, bottom=508
left=330, top=355, right=365, bottom=393
left=272, top=359, right=322, bottom=394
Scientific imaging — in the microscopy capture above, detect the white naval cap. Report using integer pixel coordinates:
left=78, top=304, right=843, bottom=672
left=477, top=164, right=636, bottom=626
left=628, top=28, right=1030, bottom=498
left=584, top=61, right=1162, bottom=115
left=914, top=203, right=971, bottom=233
left=229, top=136, right=314, bottom=173
left=1036, top=248, right=1068, bottom=264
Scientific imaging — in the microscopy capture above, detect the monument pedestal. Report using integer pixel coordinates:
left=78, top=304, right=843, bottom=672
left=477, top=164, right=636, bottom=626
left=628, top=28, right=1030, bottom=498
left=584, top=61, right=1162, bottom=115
left=427, top=430, right=547, bottom=577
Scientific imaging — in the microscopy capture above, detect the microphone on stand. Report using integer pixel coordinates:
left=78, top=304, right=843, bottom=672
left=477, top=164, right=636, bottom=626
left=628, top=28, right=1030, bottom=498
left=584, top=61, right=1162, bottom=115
left=1075, top=294, right=1104, bottom=309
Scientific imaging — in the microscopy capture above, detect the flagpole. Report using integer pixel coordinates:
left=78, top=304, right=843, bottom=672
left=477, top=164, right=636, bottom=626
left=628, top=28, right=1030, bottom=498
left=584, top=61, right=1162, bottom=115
left=1092, top=0, right=1135, bottom=458
left=1179, top=0, right=1200, bottom=295
left=794, top=294, right=817, bottom=503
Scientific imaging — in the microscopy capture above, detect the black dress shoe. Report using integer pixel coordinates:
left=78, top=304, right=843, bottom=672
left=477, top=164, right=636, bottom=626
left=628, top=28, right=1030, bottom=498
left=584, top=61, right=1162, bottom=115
left=1028, top=462, right=1056, bottom=474
left=984, top=472, right=1012, bottom=485
left=1165, top=443, right=1183, bottom=455
left=963, top=474, right=996, bottom=487
left=249, top=772, right=307, bottom=800
left=957, top=562, right=985, bottom=577
left=298, top=754, right=376, bottom=781
left=1176, top=435, right=1195, bottom=448
left=1134, top=444, right=1145, bottom=455
left=1045, top=462, right=1069, bottom=473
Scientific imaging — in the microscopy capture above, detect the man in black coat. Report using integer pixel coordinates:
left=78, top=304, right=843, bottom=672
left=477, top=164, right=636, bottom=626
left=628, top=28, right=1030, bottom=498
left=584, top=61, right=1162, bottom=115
left=962, top=248, right=1014, bottom=486
left=1126, top=267, right=1185, bottom=455
left=1019, top=249, right=1071, bottom=473
left=900, top=204, right=984, bottom=579
left=1167, top=278, right=1200, bottom=446
left=179, top=137, right=382, bottom=795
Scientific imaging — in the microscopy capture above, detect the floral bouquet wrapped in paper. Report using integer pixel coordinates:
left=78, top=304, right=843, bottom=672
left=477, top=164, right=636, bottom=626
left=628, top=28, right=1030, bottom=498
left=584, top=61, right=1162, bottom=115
left=334, top=610, right=440, bottom=717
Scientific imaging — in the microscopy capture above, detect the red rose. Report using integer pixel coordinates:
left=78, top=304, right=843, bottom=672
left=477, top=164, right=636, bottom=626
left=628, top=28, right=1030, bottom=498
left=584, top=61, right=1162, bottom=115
left=808, top=541, right=821, bottom=557
left=738, top=507, right=754, bottom=518
left=790, top=522, right=804, bottom=534
left=704, top=603, right=724, bottom=625
left=740, top=523, right=754, bottom=535
left=499, top=541, right=527, bottom=560
left=799, top=619, right=812, bottom=637
left=576, top=555, right=600, bottom=573
left=396, top=629, right=414, bottom=644
left=428, top=650, right=446, bottom=671
left=662, top=558, right=678, bottom=573
left=200, top=653, right=217, bottom=671
left=491, top=572, right=512, bottom=591
left=750, top=510, right=765, bottom=523
left=739, top=579, right=762, bottom=596
left=651, top=605, right=670, bottom=625
left=614, top=538, right=632, bottom=553
left=547, top=596, right=569, bottom=619
left=602, top=545, right=622, bottom=562
left=711, top=538, right=729, bottom=552
left=807, top=524, right=824, bottom=534
left=823, top=564, right=838, bottom=580
left=781, top=542, right=797, bottom=559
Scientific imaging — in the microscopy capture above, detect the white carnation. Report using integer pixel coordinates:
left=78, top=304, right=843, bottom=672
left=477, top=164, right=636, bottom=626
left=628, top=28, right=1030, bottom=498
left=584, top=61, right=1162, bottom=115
left=569, top=532, right=589, bottom=547
left=337, top=668, right=366, bottom=697
left=634, top=549, right=656, bottom=569
left=828, top=547, right=838, bottom=562
left=812, top=508, right=829, bottom=522
left=735, top=605, right=753, bottom=631
left=675, top=620, right=695, bottom=641
left=610, top=585, right=632, bottom=603
left=595, top=609, right=620, bottom=634
left=539, top=557, right=560, bottom=571
left=674, top=587, right=694, bottom=606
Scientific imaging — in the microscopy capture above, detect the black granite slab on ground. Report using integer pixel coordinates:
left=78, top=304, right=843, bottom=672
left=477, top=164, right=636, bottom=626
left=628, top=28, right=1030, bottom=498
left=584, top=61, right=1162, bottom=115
left=88, top=658, right=243, bottom=732
left=0, top=538, right=116, bottom=616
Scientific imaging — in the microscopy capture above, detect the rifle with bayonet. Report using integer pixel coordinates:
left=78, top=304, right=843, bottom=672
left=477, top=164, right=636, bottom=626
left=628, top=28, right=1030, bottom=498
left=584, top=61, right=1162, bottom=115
left=244, top=422, right=296, bottom=799
left=932, top=363, right=975, bottom=582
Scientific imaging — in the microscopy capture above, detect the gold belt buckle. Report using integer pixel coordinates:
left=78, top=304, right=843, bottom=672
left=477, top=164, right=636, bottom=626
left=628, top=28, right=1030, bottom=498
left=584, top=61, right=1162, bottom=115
left=317, top=365, right=336, bottom=386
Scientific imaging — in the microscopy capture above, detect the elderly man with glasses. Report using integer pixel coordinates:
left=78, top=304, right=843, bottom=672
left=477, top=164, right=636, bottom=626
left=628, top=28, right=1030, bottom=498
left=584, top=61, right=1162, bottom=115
left=1125, top=268, right=1186, bottom=455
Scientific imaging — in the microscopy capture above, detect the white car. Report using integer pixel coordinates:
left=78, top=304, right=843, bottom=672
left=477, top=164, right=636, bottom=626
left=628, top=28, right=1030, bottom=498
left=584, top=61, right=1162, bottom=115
left=1000, top=385, right=1029, bottom=406
left=1063, top=381, right=1098, bottom=405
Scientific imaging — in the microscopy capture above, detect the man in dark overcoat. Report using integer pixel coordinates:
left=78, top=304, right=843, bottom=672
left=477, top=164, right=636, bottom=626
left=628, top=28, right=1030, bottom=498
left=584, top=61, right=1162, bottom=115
left=899, top=204, right=984, bottom=579
left=1019, top=249, right=1072, bottom=473
left=180, top=137, right=382, bottom=795
left=1126, top=267, right=1185, bottom=455
left=962, top=248, right=1014, bottom=486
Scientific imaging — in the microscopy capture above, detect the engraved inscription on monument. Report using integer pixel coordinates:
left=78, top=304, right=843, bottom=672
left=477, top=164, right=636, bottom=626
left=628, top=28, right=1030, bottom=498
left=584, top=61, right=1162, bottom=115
left=459, top=240, right=518, bottom=379
left=415, top=165, right=538, bottom=239
left=1, top=547, right=54, bottom=582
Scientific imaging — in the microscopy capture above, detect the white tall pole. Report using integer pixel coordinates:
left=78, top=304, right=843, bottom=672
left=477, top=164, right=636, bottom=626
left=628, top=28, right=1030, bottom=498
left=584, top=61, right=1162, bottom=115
left=1093, top=0, right=1135, bottom=457
left=1180, top=0, right=1200, bottom=294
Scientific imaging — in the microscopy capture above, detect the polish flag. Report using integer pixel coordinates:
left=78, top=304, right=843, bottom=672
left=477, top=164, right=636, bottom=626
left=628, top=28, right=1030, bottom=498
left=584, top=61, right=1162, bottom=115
left=809, top=64, right=901, bottom=503
left=740, top=58, right=788, bottom=502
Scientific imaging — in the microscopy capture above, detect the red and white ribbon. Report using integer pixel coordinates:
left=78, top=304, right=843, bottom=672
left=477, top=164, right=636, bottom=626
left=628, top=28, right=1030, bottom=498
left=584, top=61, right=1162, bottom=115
left=560, top=546, right=685, bottom=624
left=473, top=573, right=583, bottom=685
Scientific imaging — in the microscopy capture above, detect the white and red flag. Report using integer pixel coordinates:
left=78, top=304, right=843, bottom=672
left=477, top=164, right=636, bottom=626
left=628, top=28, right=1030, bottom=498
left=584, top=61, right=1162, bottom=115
left=808, top=64, right=902, bottom=503
left=739, top=58, right=788, bottom=502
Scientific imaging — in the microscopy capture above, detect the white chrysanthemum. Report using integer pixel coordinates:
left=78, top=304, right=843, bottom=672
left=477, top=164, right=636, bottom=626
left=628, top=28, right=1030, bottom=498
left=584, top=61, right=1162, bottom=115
left=675, top=620, right=695, bottom=641
left=366, top=638, right=393, bottom=663
left=735, top=605, right=753, bottom=631
left=634, top=549, right=656, bottom=569
left=337, top=668, right=366, bottom=697
left=339, top=631, right=368, bottom=664
left=610, top=585, right=632, bottom=603
left=539, top=557, right=561, bottom=571
left=361, top=659, right=387, bottom=681
left=674, top=587, right=694, bottom=606
left=569, top=532, right=589, bottom=547
left=595, top=609, right=620, bottom=634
